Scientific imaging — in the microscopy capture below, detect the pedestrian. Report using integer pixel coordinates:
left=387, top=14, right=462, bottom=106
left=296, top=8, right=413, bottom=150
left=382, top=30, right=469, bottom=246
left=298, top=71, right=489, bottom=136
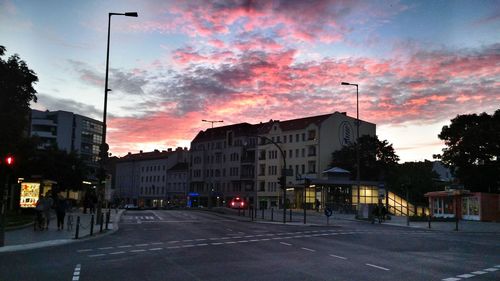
left=54, top=194, right=68, bottom=230
left=315, top=199, right=320, bottom=212
left=38, top=192, right=53, bottom=229
left=34, top=195, right=45, bottom=231
left=371, top=204, right=379, bottom=224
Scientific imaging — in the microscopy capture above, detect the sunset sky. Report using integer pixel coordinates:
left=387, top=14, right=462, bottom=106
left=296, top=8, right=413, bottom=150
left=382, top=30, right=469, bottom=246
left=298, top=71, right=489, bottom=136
left=1, top=0, right=499, bottom=162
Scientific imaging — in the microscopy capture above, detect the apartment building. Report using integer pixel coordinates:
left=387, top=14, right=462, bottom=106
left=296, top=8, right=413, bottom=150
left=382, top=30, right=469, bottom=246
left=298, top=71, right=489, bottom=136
left=256, top=112, right=376, bottom=209
left=30, top=109, right=103, bottom=179
left=189, top=123, right=258, bottom=207
left=114, top=148, right=189, bottom=207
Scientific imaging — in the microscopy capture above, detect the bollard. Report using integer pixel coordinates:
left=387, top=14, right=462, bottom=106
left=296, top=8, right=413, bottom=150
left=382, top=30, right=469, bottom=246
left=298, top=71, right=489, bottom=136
left=428, top=215, right=431, bottom=229
left=105, top=210, right=110, bottom=230
left=74, top=216, right=80, bottom=239
left=100, top=213, right=104, bottom=233
left=90, top=215, right=94, bottom=236
left=271, top=208, right=274, bottom=221
left=289, top=209, right=292, bottom=222
left=261, top=208, right=264, bottom=220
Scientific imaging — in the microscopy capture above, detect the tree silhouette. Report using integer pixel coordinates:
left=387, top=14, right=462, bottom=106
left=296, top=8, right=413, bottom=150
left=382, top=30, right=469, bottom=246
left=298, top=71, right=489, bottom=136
left=0, top=46, right=38, bottom=156
left=330, top=135, right=399, bottom=181
left=435, top=109, right=500, bottom=193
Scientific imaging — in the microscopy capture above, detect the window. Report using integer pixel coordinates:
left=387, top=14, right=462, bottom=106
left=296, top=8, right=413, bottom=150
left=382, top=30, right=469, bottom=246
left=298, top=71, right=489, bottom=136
left=302, top=133, right=306, bottom=141
left=307, top=161, right=316, bottom=173
left=308, top=130, right=316, bottom=140
left=289, top=150, right=293, bottom=158
left=296, top=134, right=299, bottom=142
left=308, top=145, right=316, bottom=156
left=283, top=135, right=287, bottom=143
left=289, top=135, right=293, bottom=143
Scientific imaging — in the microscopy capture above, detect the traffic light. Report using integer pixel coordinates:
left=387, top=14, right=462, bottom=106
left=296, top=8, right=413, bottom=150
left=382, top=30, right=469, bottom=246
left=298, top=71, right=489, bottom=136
left=278, top=176, right=286, bottom=189
left=5, top=155, right=14, bottom=166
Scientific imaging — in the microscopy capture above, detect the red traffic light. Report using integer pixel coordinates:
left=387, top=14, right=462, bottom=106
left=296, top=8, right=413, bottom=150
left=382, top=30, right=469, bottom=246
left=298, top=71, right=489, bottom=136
left=5, top=155, right=14, bottom=166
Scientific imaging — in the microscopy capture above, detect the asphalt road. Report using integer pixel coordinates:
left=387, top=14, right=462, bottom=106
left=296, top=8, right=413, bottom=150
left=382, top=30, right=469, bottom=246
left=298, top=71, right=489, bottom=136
left=0, top=209, right=498, bottom=281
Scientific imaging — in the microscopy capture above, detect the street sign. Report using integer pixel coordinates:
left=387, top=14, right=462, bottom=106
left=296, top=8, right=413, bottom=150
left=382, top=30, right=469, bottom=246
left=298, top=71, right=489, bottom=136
left=324, top=208, right=333, bottom=217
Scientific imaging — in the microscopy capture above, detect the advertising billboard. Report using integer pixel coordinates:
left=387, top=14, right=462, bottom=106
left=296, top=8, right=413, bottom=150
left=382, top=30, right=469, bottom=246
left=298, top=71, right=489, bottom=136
left=20, top=182, right=40, bottom=208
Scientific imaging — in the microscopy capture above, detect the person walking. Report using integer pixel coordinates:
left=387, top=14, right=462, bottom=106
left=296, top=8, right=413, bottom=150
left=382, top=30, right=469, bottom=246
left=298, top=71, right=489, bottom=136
left=41, top=192, right=54, bottom=229
left=54, top=194, right=68, bottom=230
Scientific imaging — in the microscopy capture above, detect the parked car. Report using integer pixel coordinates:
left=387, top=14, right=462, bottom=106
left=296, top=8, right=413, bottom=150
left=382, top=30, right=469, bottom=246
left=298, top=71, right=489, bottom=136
left=229, top=197, right=246, bottom=209
left=123, top=204, right=139, bottom=210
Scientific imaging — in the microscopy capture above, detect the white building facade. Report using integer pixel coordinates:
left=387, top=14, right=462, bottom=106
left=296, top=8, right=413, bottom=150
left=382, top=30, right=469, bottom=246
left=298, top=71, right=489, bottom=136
left=256, top=112, right=376, bottom=209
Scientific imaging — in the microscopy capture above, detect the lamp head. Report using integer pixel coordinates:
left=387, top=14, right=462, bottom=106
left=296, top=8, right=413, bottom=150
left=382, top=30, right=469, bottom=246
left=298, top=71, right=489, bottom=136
left=125, top=12, right=138, bottom=17
left=341, top=82, right=350, bottom=85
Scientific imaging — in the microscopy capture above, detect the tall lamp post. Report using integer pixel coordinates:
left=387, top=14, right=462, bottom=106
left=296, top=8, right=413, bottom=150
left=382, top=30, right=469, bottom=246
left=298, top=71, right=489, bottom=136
left=340, top=82, right=360, bottom=214
left=97, top=12, right=138, bottom=224
left=202, top=119, right=224, bottom=128
left=259, top=136, right=287, bottom=223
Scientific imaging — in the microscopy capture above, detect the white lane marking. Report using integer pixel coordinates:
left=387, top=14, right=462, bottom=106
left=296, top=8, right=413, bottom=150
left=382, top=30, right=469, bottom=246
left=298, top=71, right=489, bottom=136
left=109, top=251, right=126, bottom=255
left=366, top=263, right=390, bottom=271
left=72, top=264, right=81, bottom=281
left=301, top=247, right=316, bottom=252
left=495, top=265, right=500, bottom=268
left=225, top=241, right=237, bottom=244
left=118, top=245, right=132, bottom=248
left=211, top=242, right=223, bottom=245
left=249, top=239, right=260, bottom=242
left=457, top=273, right=475, bottom=278
left=135, top=243, right=148, bottom=247
left=196, top=244, right=208, bottom=247
left=181, top=245, right=195, bottom=248
left=195, top=238, right=206, bottom=241
left=149, top=248, right=163, bottom=251
left=471, top=271, right=487, bottom=275
left=329, top=254, right=347, bottom=260
left=168, top=241, right=180, bottom=244
left=130, top=249, right=146, bottom=253
left=442, top=278, right=461, bottom=281
left=272, top=237, right=283, bottom=240
left=261, top=238, right=270, bottom=241
left=280, top=242, right=292, bottom=246
left=88, top=254, right=105, bottom=257
left=484, top=268, right=499, bottom=272
left=237, top=240, right=249, bottom=243
left=167, top=246, right=180, bottom=249
left=77, top=249, right=92, bottom=252
left=151, top=242, right=163, bottom=245
left=98, top=247, right=113, bottom=250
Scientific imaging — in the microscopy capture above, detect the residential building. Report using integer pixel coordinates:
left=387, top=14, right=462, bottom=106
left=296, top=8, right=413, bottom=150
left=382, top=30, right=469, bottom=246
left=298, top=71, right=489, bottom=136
left=256, top=112, right=376, bottom=209
left=29, top=109, right=103, bottom=179
left=114, top=148, right=189, bottom=207
left=189, top=123, right=258, bottom=208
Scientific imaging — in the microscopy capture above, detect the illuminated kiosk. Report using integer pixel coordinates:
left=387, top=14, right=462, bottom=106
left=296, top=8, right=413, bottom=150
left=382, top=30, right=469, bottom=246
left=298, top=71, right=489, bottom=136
left=19, top=179, right=57, bottom=209
left=425, top=188, right=500, bottom=222
left=293, top=167, right=385, bottom=219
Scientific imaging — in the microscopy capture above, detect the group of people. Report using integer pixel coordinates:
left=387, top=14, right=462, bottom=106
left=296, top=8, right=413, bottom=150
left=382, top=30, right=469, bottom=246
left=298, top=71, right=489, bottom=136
left=35, top=192, right=69, bottom=231
left=371, top=203, right=388, bottom=224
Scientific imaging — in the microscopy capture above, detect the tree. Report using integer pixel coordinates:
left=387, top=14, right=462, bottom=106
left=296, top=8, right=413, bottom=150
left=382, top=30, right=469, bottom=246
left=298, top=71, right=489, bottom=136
left=385, top=161, right=440, bottom=204
left=0, top=46, right=38, bottom=156
left=330, top=135, right=399, bottom=181
left=434, top=109, right=500, bottom=193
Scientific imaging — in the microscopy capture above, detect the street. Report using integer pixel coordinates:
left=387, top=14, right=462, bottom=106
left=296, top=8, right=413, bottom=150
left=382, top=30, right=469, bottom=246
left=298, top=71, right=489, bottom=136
left=0, top=210, right=498, bottom=281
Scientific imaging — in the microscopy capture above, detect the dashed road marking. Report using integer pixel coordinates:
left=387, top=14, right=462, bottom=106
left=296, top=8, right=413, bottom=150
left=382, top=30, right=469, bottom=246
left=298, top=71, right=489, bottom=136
left=280, top=242, right=292, bottom=246
left=149, top=248, right=163, bottom=251
left=98, top=247, right=113, bottom=250
left=456, top=274, right=474, bottom=278
left=130, top=249, right=146, bottom=253
left=77, top=249, right=92, bottom=253
left=72, top=264, right=81, bottom=281
left=329, top=254, right=347, bottom=260
left=470, top=271, right=486, bottom=275
left=366, top=263, right=390, bottom=271
left=118, top=245, right=132, bottom=248
left=109, top=251, right=125, bottom=255
left=88, top=254, right=105, bottom=257
left=301, top=247, right=316, bottom=252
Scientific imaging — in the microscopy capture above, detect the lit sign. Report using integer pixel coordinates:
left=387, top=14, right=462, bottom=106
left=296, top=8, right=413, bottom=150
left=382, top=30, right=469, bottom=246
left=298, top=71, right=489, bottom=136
left=20, top=182, right=40, bottom=208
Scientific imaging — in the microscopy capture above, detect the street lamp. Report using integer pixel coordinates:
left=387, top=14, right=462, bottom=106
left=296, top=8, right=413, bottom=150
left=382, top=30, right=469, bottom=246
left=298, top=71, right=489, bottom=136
left=341, top=82, right=360, bottom=214
left=97, top=12, right=138, bottom=225
left=258, top=136, right=287, bottom=223
left=202, top=119, right=224, bottom=128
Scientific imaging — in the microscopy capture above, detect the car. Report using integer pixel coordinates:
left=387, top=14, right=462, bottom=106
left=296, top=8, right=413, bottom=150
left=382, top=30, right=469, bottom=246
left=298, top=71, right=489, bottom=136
left=123, top=204, right=139, bottom=210
left=229, top=197, right=246, bottom=209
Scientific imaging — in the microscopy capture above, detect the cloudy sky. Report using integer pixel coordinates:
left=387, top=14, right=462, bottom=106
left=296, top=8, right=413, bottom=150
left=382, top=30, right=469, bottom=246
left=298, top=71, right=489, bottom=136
left=2, top=0, right=499, bottom=162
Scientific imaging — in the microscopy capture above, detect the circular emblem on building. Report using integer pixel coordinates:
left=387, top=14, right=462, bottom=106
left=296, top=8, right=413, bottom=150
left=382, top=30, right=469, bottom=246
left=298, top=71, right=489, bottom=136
left=339, top=121, right=353, bottom=146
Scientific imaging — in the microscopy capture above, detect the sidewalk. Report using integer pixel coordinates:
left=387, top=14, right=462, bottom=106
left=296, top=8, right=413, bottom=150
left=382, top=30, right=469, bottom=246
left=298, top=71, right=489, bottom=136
left=0, top=208, right=124, bottom=253
left=211, top=207, right=500, bottom=233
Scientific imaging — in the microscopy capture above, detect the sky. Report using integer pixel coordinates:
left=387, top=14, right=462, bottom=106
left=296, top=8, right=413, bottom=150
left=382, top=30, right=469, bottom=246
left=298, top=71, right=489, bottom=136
left=1, top=0, right=499, bottom=162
